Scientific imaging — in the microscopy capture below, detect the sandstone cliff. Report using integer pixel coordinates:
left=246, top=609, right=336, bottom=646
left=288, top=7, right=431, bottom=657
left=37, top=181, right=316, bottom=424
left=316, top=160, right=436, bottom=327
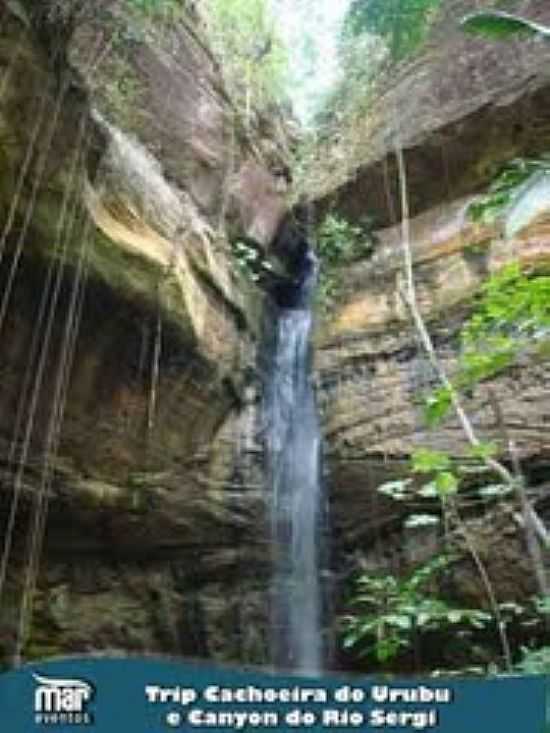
left=0, top=0, right=285, bottom=665
left=312, top=0, right=550, bottom=669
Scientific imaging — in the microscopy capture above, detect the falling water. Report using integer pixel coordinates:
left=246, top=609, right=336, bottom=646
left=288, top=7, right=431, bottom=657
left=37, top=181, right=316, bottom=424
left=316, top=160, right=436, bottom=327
left=262, top=244, right=325, bottom=674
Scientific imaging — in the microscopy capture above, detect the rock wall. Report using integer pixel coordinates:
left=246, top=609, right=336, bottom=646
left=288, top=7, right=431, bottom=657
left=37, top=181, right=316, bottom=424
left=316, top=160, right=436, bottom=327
left=305, top=0, right=550, bottom=226
left=312, top=0, right=550, bottom=668
left=318, top=203, right=550, bottom=596
left=0, top=0, right=283, bottom=667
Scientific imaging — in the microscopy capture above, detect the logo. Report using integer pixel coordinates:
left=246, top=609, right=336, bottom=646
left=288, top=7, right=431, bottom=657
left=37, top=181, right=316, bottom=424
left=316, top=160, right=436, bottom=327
left=33, top=673, right=94, bottom=726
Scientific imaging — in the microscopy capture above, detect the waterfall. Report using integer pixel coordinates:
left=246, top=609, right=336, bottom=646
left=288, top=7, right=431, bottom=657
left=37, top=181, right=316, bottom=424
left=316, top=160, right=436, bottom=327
left=261, top=244, right=326, bottom=674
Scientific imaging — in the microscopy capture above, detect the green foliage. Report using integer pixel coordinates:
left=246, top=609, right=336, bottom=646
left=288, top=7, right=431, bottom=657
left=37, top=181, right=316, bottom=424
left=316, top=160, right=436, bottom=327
left=379, top=448, right=460, bottom=505
left=460, top=335, right=517, bottom=385
left=232, top=240, right=261, bottom=281
left=458, top=168, right=550, bottom=401
left=423, top=385, right=452, bottom=426
left=423, top=263, right=550, bottom=427
left=343, top=556, right=491, bottom=664
left=230, top=239, right=274, bottom=283
left=408, top=449, right=457, bottom=526
left=433, top=471, right=459, bottom=496
left=376, top=442, right=522, bottom=533
left=462, top=263, right=550, bottom=348
left=343, top=0, right=441, bottom=62
left=345, top=560, right=550, bottom=673
left=461, top=11, right=550, bottom=41
left=377, top=444, right=522, bottom=525
left=315, top=213, right=376, bottom=310
left=411, top=448, right=451, bottom=474
left=508, top=597, right=550, bottom=673
left=317, top=213, right=375, bottom=266
left=205, top=0, right=288, bottom=113
left=466, top=440, right=498, bottom=461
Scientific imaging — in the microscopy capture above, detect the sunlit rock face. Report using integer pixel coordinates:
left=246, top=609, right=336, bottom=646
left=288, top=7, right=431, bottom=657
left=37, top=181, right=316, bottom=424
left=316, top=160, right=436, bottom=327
left=0, top=2, right=287, bottom=666
left=66, top=1, right=289, bottom=250
left=318, top=188, right=550, bottom=653
left=319, top=201, right=550, bottom=474
left=320, top=208, right=550, bottom=671
left=305, top=0, right=550, bottom=226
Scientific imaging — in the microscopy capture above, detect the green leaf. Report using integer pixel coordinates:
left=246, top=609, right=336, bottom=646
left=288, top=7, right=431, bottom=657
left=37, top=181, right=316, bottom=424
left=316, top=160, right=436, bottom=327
left=461, top=12, right=550, bottom=40
left=377, top=478, right=413, bottom=500
left=435, top=471, right=459, bottom=497
left=351, top=593, right=377, bottom=605
left=447, top=610, right=463, bottom=623
left=411, top=448, right=451, bottom=474
left=460, top=342, right=516, bottom=384
left=375, top=636, right=404, bottom=663
left=385, top=614, right=413, bottom=630
left=423, top=386, right=453, bottom=426
left=467, top=441, right=498, bottom=460
left=342, top=634, right=358, bottom=649
left=404, top=513, right=440, bottom=529
left=418, top=481, right=439, bottom=499
left=316, top=213, right=372, bottom=266
left=344, top=0, right=441, bottom=62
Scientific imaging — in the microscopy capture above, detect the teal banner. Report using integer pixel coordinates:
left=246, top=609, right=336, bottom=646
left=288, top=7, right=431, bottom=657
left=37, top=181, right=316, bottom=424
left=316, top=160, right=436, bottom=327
left=0, top=658, right=547, bottom=732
